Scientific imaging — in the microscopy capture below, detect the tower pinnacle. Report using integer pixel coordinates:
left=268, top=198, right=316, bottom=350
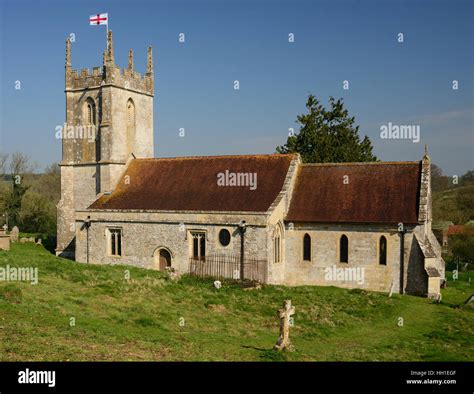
left=128, top=49, right=134, bottom=71
left=423, top=144, right=430, bottom=161
left=146, top=46, right=153, bottom=75
left=106, top=30, right=114, bottom=65
left=65, top=37, right=71, bottom=68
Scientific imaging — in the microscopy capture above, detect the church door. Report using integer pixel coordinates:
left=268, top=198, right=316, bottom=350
left=157, top=249, right=172, bottom=271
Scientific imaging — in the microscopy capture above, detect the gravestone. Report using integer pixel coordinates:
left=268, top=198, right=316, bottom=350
left=165, top=266, right=179, bottom=281
left=388, top=281, right=394, bottom=297
left=274, top=299, right=295, bottom=351
left=10, top=226, right=19, bottom=242
left=243, top=283, right=262, bottom=291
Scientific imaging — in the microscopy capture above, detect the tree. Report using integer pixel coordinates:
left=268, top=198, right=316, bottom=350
left=23, top=163, right=60, bottom=235
left=461, top=170, right=474, bottom=186
left=431, top=164, right=450, bottom=192
left=20, top=191, right=56, bottom=234
left=276, top=95, right=377, bottom=163
left=0, top=153, right=7, bottom=176
left=450, top=230, right=474, bottom=265
left=31, top=163, right=60, bottom=203
left=0, top=153, right=8, bottom=225
left=7, top=152, right=31, bottom=228
left=456, top=187, right=474, bottom=223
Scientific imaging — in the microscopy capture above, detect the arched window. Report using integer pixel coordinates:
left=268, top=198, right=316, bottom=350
left=340, top=235, right=348, bottom=263
left=303, top=233, right=311, bottom=261
left=84, top=98, right=96, bottom=125
left=127, top=98, right=135, bottom=125
left=82, top=98, right=98, bottom=164
left=274, top=225, right=282, bottom=263
left=126, top=98, right=135, bottom=156
left=87, top=104, right=92, bottom=123
left=379, top=236, right=387, bottom=265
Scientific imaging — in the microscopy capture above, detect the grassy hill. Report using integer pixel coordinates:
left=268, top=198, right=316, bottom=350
left=432, top=184, right=474, bottom=224
left=0, top=243, right=472, bottom=361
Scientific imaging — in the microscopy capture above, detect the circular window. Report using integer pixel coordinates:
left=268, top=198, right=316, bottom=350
left=219, top=229, right=231, bottom=246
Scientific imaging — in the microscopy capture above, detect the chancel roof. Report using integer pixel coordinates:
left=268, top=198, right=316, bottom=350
left=285, top=162, right=421, bottom=224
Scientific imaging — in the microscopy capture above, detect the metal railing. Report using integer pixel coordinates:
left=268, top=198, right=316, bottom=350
left=189, top=254, right=267, bottom=283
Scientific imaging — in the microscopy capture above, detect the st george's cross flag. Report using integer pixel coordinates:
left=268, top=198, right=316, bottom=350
left=89, top=13, right=108, bottom=26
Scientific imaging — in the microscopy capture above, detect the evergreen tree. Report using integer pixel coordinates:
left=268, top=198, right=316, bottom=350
left=277, top=95, right=377, bottom=163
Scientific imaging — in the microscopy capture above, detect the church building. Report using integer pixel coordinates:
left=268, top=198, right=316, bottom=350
left=57, top=32, right=445, bottom=298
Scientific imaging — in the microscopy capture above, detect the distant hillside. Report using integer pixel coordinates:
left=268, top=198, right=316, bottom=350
left=432, top=185, right=474, bottom=224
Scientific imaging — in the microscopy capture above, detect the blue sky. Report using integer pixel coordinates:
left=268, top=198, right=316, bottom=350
left=0, top=0, right=473, bottom=175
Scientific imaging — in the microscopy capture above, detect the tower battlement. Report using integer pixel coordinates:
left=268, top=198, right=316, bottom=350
left=68, top=67, right=103, bottom=89
left=65, top=30, right=154, bottom=95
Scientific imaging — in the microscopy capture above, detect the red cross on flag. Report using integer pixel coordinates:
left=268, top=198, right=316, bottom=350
left=89, top=13, right=108, bottom=26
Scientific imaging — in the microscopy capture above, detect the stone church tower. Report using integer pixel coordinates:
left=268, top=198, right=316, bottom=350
left=56, top=31, right=154, bottom=257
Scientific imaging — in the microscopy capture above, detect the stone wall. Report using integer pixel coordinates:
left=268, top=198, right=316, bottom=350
left=56, top=166, right=75, bottom=256
left=0, top=233, right=10, bottom=251
left=107, top=86, right=154, bottom=162
left=281, top=222, right=421, bottom=294
left=266, top=155, right=300, bottom=284
left=75, top=208, right=431, bottom=297
left=75, top=210, right=269, bottom=274
left=405, top=232, right=427, bottom=295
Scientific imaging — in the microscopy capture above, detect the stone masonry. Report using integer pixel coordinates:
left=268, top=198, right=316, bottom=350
left=56, top=31, right=154, bottom=258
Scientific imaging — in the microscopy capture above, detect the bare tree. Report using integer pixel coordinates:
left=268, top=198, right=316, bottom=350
left=431, top=163, right=449, bottom=192
left=0, top=152, right=8, bottom=177
left=9, top=152, right=31, bottom=178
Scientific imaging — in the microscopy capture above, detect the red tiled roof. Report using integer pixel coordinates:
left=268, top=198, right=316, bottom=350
left=447, top=225, right=464, bottom=235
left=285, top=162, right=421, bottom=224
left=445, top=225, right=474, bottom=236
left=89, top=154, right=295, bottom=212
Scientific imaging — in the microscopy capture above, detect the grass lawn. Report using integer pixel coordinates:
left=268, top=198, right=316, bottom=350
left=0, top=243, right=472, bottom=361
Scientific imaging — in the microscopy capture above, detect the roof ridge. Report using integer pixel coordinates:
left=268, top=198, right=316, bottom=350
left=133, top=153, right=296, bottom=161
left=301, top=161, right=420, bottom=167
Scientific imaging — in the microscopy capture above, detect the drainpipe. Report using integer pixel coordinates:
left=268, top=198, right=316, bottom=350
left=84, top=216, right=91, bottom=264
left=399, top=227, right=407, bottom=294
left=238, top=220, right=247, bottom=281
